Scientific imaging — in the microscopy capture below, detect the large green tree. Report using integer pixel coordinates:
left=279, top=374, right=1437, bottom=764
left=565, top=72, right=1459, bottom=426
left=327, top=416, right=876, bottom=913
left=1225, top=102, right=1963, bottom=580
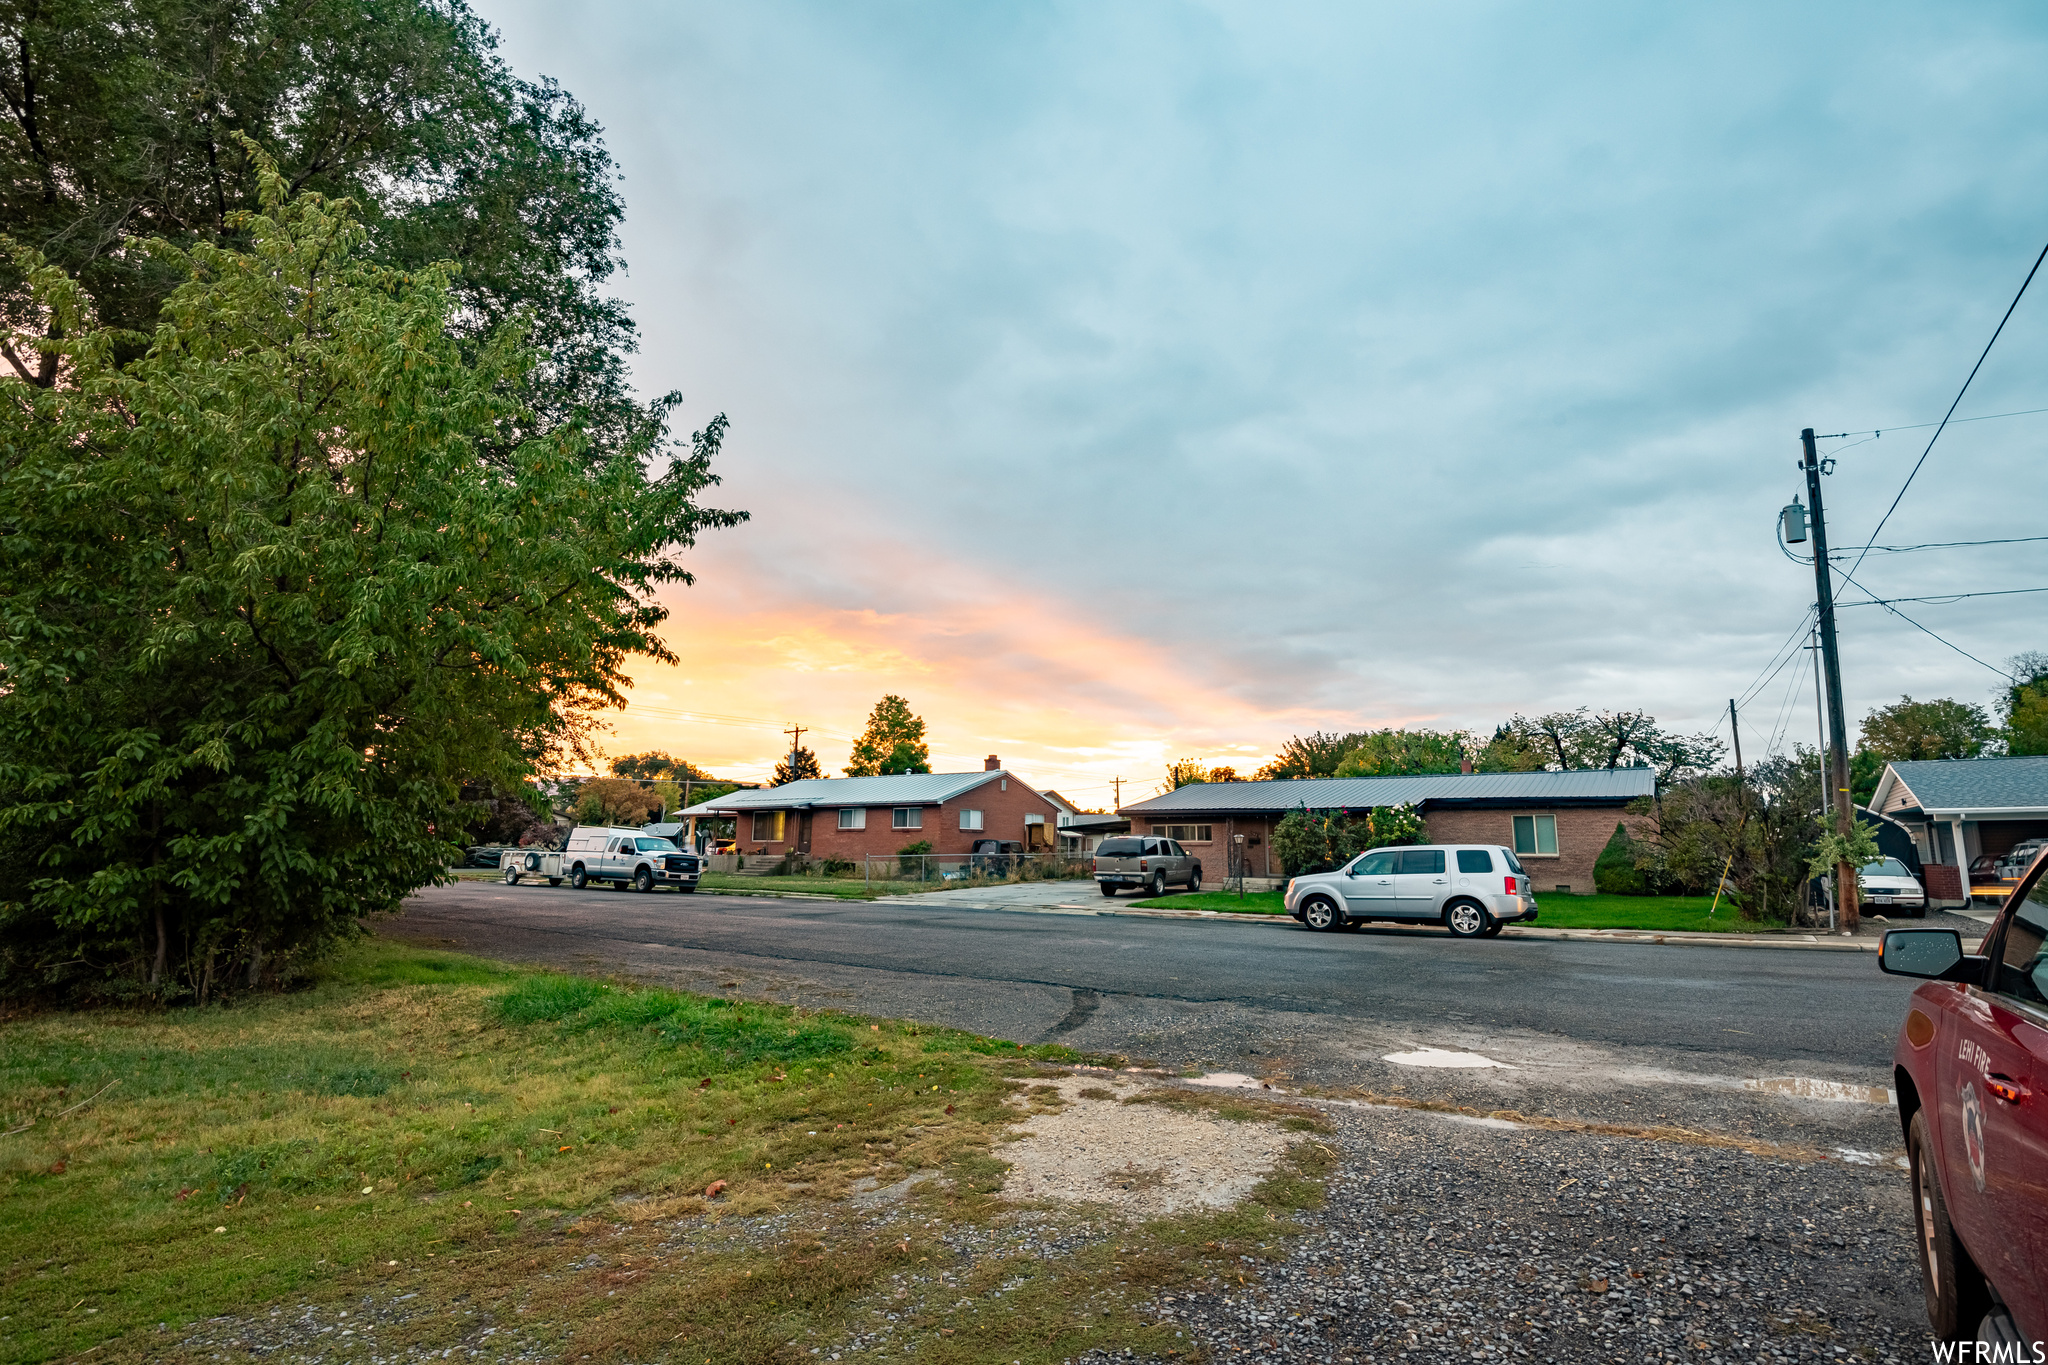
left=0, top=164, right=738, bottom=1000
left=844, top=696, right=930, bottom=777
left=1999, top=653, right=2048, bottom=757
left=0, top=0, right=679, bottom=505
left=1331, top=728, right=1470, bottom=777
left=1857, top=696, right=1994, bottom=763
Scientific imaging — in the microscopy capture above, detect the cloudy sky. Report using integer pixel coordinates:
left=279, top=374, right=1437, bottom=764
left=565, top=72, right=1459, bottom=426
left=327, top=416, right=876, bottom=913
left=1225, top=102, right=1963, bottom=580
left=475, top=0, right=2048, bottom=802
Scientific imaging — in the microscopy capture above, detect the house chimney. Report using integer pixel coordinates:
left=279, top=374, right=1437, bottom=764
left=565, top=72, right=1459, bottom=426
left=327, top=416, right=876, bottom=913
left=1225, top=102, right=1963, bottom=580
left=1460, top=758, right=1474, bottom=774
left=985, top=755, right=1000, bottom=771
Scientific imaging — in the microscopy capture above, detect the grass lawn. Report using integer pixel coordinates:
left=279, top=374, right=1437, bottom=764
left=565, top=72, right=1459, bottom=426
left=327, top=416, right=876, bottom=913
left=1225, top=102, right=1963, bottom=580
left=0, top=940, right=1324, bottom=1365
left=1127, top=890, right=1289, bottom=915
left=1526, top=893, right=1785, bottom=932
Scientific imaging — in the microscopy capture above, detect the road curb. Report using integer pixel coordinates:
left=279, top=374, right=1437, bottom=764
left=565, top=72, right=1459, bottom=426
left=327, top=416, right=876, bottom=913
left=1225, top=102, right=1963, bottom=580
left=1108, top=905, right=1885, bottom=949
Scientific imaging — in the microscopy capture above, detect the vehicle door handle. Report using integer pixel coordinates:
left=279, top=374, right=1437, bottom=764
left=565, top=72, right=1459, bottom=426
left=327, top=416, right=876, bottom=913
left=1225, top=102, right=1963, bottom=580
left=1433, top=878, right=1447, bottom=884
left=1986, top=1074, right=2030, bottom=1104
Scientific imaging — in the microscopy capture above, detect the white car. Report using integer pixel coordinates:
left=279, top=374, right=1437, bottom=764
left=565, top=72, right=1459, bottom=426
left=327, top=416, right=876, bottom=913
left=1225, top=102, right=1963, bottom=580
left=1858, top=857, right=1926, bottom=917
left=1284, top=844, right=1537, bottom=938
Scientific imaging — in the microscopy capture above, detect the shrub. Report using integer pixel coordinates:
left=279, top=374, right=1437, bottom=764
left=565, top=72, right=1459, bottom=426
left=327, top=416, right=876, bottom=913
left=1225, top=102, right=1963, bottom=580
left=1594, top=823, right=1652, bottom=895
left=1273, top=804, right=1423, bottom=877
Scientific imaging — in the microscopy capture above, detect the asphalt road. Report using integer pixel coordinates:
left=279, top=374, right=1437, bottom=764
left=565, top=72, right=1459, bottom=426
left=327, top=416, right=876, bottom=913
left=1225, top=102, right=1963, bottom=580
left=396, top=880, right=1922, bottom=1151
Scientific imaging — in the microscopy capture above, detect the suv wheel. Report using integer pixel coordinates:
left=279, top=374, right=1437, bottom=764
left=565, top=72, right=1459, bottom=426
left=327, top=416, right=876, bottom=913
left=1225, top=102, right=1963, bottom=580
left=1149, top=872, right=1166, bottom=898
left=1187, top=868, right=1202, bottom=893
left=1481, top=919, right=1505, bottom=938
left=1445, top=900, right=1491, bottom=938
left=1300, top=896, right=1341, bottom=932
left=1099, top=882, right=1118, bottom=898
left=569, top=865, right=587, bottom=890
left=1910, top=1107, right=1991, bottom=1341
left=634, top=867, right=655, bottom=893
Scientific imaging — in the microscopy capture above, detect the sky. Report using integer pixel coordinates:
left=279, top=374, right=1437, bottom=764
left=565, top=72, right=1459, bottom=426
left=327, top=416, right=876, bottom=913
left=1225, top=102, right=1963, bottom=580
left=473, top=0, right=2048, bottom=805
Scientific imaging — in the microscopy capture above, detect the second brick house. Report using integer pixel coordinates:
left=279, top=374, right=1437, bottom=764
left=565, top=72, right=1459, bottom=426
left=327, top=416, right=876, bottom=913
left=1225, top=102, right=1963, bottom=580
left=1117, top=768, right=1656, bottom=893
left=679, top=757, right=1065, bottom=862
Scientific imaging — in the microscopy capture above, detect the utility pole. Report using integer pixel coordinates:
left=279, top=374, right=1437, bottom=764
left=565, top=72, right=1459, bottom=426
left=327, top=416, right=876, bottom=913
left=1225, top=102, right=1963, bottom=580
left=1728, top=698, right=1745, bottom=783
left=782, top=724, right=807, bottom=782
left=1111, top=776, right=1124, bottom=811
left=1800, top=428, right=1859, bottom=931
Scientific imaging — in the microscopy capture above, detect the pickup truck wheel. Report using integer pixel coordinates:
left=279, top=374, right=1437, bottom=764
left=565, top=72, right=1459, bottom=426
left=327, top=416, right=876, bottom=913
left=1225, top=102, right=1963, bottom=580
left=1910, top=1107, right=1990, bottom=1342
left=503, top=867, right=519, bottom=886
left=1445, top=900, right=1491, bottom=938
left=634, top=867, right=654, bottom=893
left=569, top=865, right=587, bottom=890
left=1300, top=896, right=1341, bottom=932
left=1099, top=882, right=1118, bottom=898
left=1187, top=868, right=1202, bottom=893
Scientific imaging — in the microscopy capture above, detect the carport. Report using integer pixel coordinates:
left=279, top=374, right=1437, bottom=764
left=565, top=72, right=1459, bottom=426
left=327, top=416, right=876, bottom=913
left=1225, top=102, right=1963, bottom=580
left=1870, top=755, right=2048, bottom=906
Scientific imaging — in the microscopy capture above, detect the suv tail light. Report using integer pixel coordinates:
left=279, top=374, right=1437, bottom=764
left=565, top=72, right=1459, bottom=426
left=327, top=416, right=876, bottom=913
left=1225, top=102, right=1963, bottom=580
left=1504, top=875, right=1518, bottom=894
left=1139, top=859, right=1149, bottom=871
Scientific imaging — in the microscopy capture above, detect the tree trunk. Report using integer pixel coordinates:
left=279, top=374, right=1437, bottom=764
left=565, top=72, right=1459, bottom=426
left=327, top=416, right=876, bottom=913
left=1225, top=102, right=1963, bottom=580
left=246, top=940, right=265, bottom=990
left=199, top=950, right=215, bottom=1006
left=151, top=903, right=168, bottom=987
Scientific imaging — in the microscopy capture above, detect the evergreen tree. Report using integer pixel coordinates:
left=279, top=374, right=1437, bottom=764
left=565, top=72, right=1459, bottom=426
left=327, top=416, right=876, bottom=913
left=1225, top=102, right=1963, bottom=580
left=774, top=747, right=824, bottom=785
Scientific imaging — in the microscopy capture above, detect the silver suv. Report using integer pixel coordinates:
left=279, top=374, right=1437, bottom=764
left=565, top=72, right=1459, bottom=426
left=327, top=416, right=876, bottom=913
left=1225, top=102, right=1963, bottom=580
left=1094, top=835, right=1202, bottom=897
left=1284, top=844, right=1537, bottom=938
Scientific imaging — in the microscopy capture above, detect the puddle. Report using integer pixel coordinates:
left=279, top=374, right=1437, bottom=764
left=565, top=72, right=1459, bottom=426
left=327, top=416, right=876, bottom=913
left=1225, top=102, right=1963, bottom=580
left=1187, top=1071, right=1274, bottom=1090
left=1744, top=1076, right=1893, bottom=1105
left=1383, top=1048, right=1515, bottom=1070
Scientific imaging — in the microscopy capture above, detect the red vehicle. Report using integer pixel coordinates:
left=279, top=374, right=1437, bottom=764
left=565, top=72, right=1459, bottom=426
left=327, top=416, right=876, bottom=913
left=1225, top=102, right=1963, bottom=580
left=1880, top=844, right=2048, bottom=1349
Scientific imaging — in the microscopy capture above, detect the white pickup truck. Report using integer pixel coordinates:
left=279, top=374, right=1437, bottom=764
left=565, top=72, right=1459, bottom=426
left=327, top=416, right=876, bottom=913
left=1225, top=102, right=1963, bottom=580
left=500, top=825, right=702, bottom=893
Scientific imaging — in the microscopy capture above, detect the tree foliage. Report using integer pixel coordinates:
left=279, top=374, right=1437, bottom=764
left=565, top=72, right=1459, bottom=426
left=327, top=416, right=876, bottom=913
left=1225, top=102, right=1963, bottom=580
left=1331, top=729, right=1469, bottom=777
left=1271, top=804, right=1425, bottom=877
left=844, top=696, right=930, bottom=777
left=0, top=165, right=738, bottom=1001
left=773, top=746, right=823, bottom=785
left=1999, top=653, right=2048, bottom=757
left=0, top=0, right=686, bottom=498
left=1626, top=749, right=1826, bottom=922
left=610, top=751, right=714, bottom=781
left=1858, top=696, right=1995, bottom=763
left=572, top=778, right=660, bottom=828
left=1493, top=708, right=1722, bottom=782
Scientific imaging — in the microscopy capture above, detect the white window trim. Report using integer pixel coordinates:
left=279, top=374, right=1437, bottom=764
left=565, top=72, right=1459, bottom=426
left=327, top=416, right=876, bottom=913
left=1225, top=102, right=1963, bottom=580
left=1513, top=814, right=1560, bottom=857
left=838, top=808, right=866, bottom=830
left=892, top=807, right=923, bottom=830
left=958, top=809, right=984, bottom=831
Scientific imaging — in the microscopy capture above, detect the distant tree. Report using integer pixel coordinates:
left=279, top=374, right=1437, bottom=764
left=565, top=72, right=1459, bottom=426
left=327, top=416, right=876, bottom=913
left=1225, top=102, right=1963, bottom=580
left=1331, top=729, right=1470, bottom=777
left=573, top=778, right=659, bottom=827
left=1998, top=653, right=2048, bottom=757
left=1473, top=724, right=1550, bottom=773
left=1164, top=759, right=1210, bottom=792
left=461, top=782, right=545, bottom=846
left=610, top=752, right=714, bottom=781
left=844, top=696, right=930, bottom=776
left=1206, top=767, right=1245, bottom=783
left=774, top=746, right=824, bottom=785
left=1858, top=696, right=1994, bottom=763
left=1256, top=731, right=1353, bottom=780
left=1628, top=749, right=1825, bottom=923
left=1493, top=708, right=1720, bottom=780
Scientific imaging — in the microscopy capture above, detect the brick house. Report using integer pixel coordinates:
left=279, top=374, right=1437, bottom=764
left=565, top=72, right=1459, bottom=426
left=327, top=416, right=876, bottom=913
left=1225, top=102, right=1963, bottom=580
left=1117, top=769, right=1656, bottom=893
left=1869, top=755, right=2048, bottom=906
left=679, top=757, right=1065, bottom=862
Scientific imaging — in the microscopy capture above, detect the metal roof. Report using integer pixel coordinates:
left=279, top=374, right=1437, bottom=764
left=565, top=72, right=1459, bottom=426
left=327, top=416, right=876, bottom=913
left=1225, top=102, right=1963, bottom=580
left=1120, top=768, right=1656, bottom=815
left=1883, top=756, right=2048, bottom=815
left=679, top=770, right=1008, bottom=816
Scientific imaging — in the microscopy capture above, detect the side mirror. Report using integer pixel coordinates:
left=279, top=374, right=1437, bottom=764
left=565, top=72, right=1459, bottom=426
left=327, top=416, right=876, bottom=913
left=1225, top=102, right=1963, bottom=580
left=1878, top=928, right=1978, bottom=982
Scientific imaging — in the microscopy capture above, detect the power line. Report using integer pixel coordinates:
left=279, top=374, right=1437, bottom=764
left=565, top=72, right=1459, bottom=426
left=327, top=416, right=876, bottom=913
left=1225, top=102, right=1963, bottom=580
left=1843, top=534, right=2048, bottom=556
left=1817, top=403, right=2048, bottom=441
left=1734, top=605, right=1820, bottom=711
left=1845, top=234, right=2048, bottom=582
left=1832, top=566, right=2015, bottom=680
left=1835, top=585, right=2048, bottom=608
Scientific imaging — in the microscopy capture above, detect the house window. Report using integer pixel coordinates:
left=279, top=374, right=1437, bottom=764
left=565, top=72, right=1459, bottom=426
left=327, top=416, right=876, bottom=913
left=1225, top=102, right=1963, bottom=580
left=892, top=808, right=922, bottom=830
left=958, top=809, right=983, bottom=831
left=837, top=808, right=866, bottom=831
left=751, top=811, right=785, bottom=842
left=1150, top=824, right=1213, bottom=843
left=1513, top=815, right=1558, bottom=856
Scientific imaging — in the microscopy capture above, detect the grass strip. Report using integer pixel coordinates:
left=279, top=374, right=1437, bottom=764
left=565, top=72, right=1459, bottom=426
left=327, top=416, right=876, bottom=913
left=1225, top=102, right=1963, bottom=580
left=0, top=939, right=1327, bottom=1365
